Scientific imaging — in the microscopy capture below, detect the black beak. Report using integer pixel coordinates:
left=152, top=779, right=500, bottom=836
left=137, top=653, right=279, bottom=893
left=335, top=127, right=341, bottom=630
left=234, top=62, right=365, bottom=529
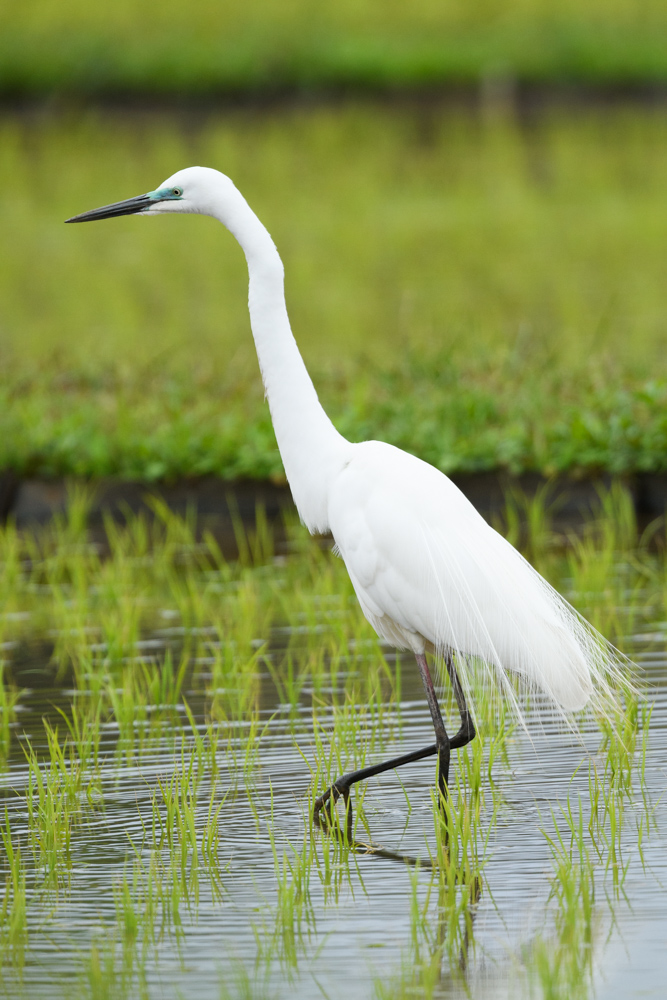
left=65, top=193, right=153, bottom=223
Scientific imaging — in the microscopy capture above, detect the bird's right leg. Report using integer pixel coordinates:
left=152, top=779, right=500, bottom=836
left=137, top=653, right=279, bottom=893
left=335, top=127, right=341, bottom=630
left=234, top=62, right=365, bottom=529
left=415, top=652, right=451, bottom=805
left=414, top=652, right=476, bottom=808
left=443, top=649, right=476, bottom=752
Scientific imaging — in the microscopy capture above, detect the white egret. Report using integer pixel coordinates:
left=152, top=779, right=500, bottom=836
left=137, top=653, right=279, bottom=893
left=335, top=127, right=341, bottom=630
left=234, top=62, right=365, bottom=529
left=67, top=167, right=626, bottom=822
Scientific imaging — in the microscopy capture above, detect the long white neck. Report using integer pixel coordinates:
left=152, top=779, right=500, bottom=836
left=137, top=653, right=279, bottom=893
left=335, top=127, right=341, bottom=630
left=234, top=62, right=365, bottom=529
left=214, top=184, right=351, bottom=533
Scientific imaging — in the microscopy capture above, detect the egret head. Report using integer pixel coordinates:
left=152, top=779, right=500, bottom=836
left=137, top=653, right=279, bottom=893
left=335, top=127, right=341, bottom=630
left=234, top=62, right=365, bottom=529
left=65, top=166, right=238, bottom=224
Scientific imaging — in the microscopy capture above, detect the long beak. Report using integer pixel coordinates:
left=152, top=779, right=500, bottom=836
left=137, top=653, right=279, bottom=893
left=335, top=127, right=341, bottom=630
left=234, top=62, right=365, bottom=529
left=65, top=193, right=153, bottom=223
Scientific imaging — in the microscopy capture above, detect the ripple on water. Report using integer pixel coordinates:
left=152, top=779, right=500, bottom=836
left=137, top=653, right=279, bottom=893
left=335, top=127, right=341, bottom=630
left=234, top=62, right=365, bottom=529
left=1, top=638, right=666, bottom=1000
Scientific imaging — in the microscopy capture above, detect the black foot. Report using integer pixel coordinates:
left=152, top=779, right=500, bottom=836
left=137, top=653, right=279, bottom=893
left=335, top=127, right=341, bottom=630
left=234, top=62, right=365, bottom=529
left=314, top=778, right=353, bottom=839
left=313, top=743, right=441, bottom=839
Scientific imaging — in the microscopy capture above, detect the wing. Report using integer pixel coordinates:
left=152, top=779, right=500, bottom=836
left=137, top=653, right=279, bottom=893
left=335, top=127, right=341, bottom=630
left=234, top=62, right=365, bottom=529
left=328, top=441, right=626, bottom=713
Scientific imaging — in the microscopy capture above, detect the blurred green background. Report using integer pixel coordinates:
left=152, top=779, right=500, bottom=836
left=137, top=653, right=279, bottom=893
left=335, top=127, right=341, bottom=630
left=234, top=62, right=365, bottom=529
left=3, top=0, right=667, bottom=96
left=1, top=2, right=666, bottom=481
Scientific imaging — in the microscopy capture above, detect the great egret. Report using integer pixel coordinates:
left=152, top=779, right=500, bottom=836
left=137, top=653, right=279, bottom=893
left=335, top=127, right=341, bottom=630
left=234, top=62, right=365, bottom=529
left=67, top=167, right=626, bottom=823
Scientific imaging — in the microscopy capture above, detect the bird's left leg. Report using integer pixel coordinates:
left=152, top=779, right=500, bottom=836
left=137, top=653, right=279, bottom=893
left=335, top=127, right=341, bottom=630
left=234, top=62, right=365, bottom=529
left=313, top=741, right=439, bottom=839
left=314, top=653, right=475, bottom=834
left=314, top=650, right=448, bottom=836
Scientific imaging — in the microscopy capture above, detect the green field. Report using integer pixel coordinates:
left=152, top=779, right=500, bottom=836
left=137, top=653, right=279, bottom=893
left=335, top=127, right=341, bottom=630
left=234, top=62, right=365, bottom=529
left=1, top=105, right=666, bottom=480
left=3, top=0, right=667, bottom=98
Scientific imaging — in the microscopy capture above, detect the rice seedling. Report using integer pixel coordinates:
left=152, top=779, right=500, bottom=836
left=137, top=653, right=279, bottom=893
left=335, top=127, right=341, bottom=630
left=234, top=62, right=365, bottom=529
left=264, top=651, right=311, bottom=731
left=530, top=813, right=598, bottom=1000
left=181, top=703, right=222, bottom=783
left=206, top=644, right=265, bottom=733
left=124, top=742, right=230, bottom=932
left=636, top=699, right=653, bottom=805
left=0, top=808, right=28, bottom=967
left=51, top=702, right=103, bottom=799
left=0, top=666, right=21, bottom=764
left=0, top=523, right=25, bottom=650
left=21, top=735, right=81, bottom=891
left=102, top=650, right=190, bottom=759
left=152, top=762, right=200, bottom=864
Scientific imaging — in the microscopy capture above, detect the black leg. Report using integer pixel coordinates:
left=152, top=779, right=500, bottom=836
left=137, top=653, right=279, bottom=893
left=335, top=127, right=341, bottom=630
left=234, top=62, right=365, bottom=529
left=415, top=652, right=450, bottom=805
left=314, top=649, right=477, bottom=834
left=313, top=742, right=439, bottom=837
left=444, top=649, right=476, bottom=751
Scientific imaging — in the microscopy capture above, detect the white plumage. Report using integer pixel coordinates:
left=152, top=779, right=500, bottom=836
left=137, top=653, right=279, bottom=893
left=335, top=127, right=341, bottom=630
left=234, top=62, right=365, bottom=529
left=328, top=439, right=597, bottom=712
left=67, top=166, right=627, bottom=809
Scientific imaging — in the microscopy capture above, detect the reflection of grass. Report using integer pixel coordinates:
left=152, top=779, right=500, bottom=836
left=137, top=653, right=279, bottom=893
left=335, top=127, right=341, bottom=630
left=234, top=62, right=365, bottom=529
left=0, top=492, right=655, bottom=996
left=76, top=931, right=147, bottom=1000
left=1, top=108, right=667, bottom=478
left=2, top=0, right=666, bottom=98
left=531, top=852, right=596, bottom=1000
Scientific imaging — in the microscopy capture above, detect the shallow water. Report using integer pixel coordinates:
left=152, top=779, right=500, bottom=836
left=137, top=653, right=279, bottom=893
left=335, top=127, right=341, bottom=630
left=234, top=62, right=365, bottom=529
left=1, top=624, right=664, bottom=1000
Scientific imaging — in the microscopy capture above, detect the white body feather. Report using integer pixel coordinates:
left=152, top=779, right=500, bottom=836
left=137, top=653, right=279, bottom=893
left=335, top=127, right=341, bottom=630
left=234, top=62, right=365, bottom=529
left=140, top=167, right=624, bottom=717
left=328, top=440, right=593, bottom=710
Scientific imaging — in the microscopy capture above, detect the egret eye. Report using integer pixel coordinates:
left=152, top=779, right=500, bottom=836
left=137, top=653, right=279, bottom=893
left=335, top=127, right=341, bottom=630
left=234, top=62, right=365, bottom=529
left=172, top=187, right=182, bottom=197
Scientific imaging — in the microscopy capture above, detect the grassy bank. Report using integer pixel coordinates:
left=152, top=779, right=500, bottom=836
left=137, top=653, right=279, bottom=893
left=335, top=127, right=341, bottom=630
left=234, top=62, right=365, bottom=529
left=3, top=0, right=667, bottom=99
left=1, top=105, right=666, bottom=480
